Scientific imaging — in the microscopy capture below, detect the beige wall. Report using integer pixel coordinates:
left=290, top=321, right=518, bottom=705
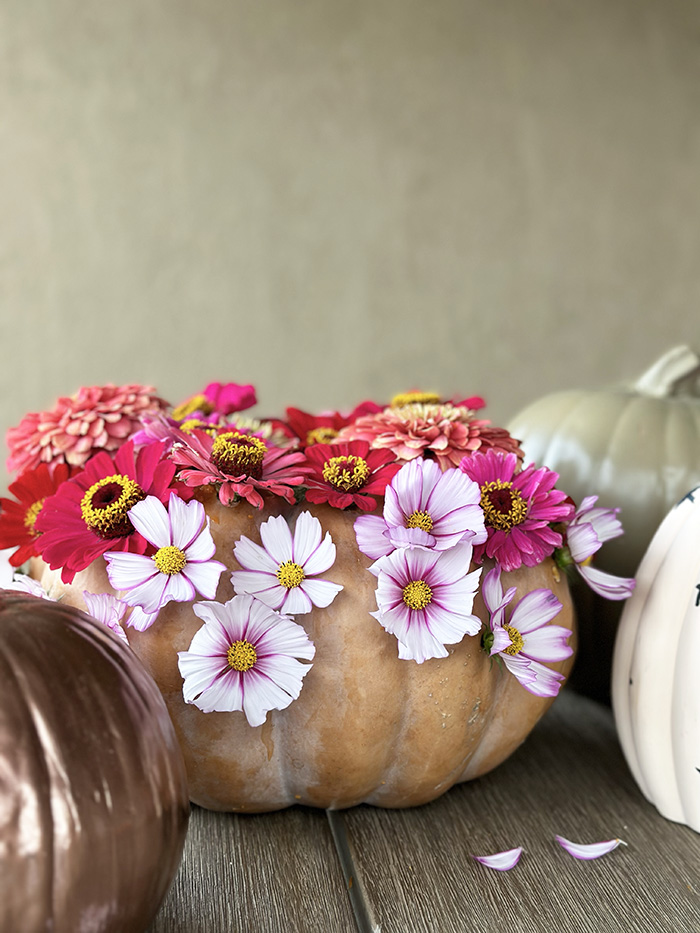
left=0, top=0, right=697, bottom=488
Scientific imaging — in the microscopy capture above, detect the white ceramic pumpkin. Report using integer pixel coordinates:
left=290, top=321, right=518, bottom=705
left=611, top=484, right=700, bottom=832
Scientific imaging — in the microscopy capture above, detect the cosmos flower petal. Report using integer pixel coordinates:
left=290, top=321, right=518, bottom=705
left=122, top=572, right=172, bottom=613
left=398, top=621, right=450, bottom=663
left=127, top=605, right=159, bottom=632
left=230, top=570, right=287, bottom=608
left=566, top=523, right=601, bottom=564
left=104, top=551, right=158, bottom=591
left=233, top=535, right=280, bottom=574
left=182, top=559, right=226, bottom=600
left=510, top=588, right=563, bottom=633
left=354, top=514, right=393, bottom=560
left=254, top=654, right=312, bottom=699
left=522, top=625, right=574, bottom=663
left=472, top=847, right=523, bottom=871
left=423, top=543, right=474, bottom=586
left=301, top=530, right=336, bottom=576
left=555, top=836, right=625, bottom=860
left=182, top=526, right=217, bottom=563
left=300, top=577, right=343, bottom=608
left=168, top=494, right=207, bottom=550
left=577, top=564, right=636, bottom=600
left=387, top=526, right=435, bottom=550
left=259, top=514, right=293, bottom=564
left=162, top=572, right=197, bottom=606
left=291, top=510, right=323, bottom=566
left=127, top=496, right=172, bottom=548
left=241, top=668, right=297, bottom=726
left=422, top=601, right=481, bottom=643
left=503, top=655, right=565, bottom=697
left=280, top=586, right=313, bottom=615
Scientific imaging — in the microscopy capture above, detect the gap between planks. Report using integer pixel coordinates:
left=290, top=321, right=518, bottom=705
left=327, top=809, right=382, bottom=933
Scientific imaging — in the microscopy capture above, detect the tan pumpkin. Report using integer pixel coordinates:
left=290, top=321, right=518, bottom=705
left=34, top=490, right=576, bottom=812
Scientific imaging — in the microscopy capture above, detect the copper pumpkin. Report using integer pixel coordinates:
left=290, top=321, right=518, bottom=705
left=35, top=494, right=576, bottom=813
left=0, top=593, right=190, bottom=933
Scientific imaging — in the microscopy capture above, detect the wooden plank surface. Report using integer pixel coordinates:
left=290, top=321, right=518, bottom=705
left=149, top=690, right=700, bottom=932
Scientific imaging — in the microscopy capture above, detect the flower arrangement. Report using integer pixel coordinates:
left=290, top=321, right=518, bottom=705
left=0, top=382, right=635, bottom=733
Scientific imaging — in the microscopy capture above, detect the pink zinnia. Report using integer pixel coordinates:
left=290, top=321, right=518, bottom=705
left=339, top=402, right=522, bottom=472
left=460, top=450, right=575, bottom=572
left=6, top=383, right=168, bottom=474
left=170, top=429, right=309, bottom=508
left=34, top=440, right=183, bottom=583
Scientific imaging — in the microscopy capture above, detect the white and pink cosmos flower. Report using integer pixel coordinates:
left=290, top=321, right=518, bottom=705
left=178, top=593, right=316, bottom=727
left=82, top=591, right=129, bottom=644
left=482, top=565, right=573, bottom=698
left=354, top=457, right=486, bottom=559
left=230, top=511, right=343, bottom=614
left=564, top=496, right=636, bottom=600
left=104, top=492, right=226, bottom=618
left=369, top=543, right=481, bottom=663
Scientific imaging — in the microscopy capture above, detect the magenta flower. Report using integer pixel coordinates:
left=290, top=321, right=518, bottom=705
left=354, top=457, right=486, bottom=559
left=369, top=544, right=481, bottom=663
left=104, top=492, right=226, bottom=614
left=481, top=565, right=572, bottom=698
left=231, top=511, right=343, bottom=614
left=563, top=496, right=636, bottom=600
left=459, top=450, right=574, bottom=572
left=178, top=594, right=316, bottom=726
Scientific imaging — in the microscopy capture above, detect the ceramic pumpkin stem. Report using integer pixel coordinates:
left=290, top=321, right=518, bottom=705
left=633, top=345, right=700, bottom=399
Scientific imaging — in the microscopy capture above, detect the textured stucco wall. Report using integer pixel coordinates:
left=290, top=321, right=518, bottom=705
left=0, top=0, right=697, bottom=487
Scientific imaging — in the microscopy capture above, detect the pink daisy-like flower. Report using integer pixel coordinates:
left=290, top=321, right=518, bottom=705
left=178, top=593, right=316, bottom=726
left=302, top=440, right=401, bottom=511
left=369, top=543, right=481, bottom=663
left=34, top=440, right=183, bottom=584
left=171, top=382, right=257, bottom=422
left=354, top=457, right=487, bottom=559
left=231, top=511, right=343, bottom=614
left=104, top=493, right=226, bottom=615
left=338, top=402, right=522, bottom=472
left=170, top=429, right=309, bottom=508
left=481, top=565, right=572, bottom=698
left=6, top=383, right=168, bottom=474
left=561, top=496, right=636, bottom=600
left=459, top=450, right=575, bottom=572
left=0, top=461, right=75, bottom=567
left=82, top=591, right=130, bottom=644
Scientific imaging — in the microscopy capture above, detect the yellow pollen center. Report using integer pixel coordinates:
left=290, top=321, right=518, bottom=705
left=480, top=480, right=528, bottom=531
left=504, top=626, right=524, bottom=656
left=172, top=394, right=214, bottom=420
left=391, top=391, right=442, bottom=408
left=227, top=640, right=258, bottom=672
left=406, top=510, right=434, bottom=533
left=80, top=475, right=146, bottom=539
left=322, top=455, right=371, bottom=492
left=276, top=560, right=306, bottom=589
left=24, top=498, right=46, bottom=536
left=211, top=432, right=266, bottom=478
left=153, top=545, right=187, bottom=575
left=306, top=426, right=339, bottom=445
left=402, top=579, right=433, bottom=611
left=179, top=418, right=219, bottom=435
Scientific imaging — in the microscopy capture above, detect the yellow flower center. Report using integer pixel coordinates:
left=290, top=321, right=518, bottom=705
left=24, top=498, right=46, bottom=536
left=153, top=545, right=187, bottom=575
left=172, top=394, right=214, bottom=421
left=211, top=432, right=266, bottom=478
left=306, top=426, right=339, bottom=445
left=322, top=455, right=371, bottom=492
left=80, top=475, right=146, bottom=539
left=276, top=560, right=306, bottom=589
left=504, top=625, right=524, bottom=656
left=227, top=640, right=258, bottom=672
left=405, top=510, right=434, bottom=533
left=402, top=579, right=433, bottom=611
left=179, top=418, right=220, bottom=435
left=480, top=481, right=528, bottom=531
left=391, top=391, right=441, bottom=408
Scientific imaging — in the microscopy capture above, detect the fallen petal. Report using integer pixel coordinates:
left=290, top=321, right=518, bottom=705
left=472, top=847, right=523, bottom=871
left=555, top=835, right=625, bottom=860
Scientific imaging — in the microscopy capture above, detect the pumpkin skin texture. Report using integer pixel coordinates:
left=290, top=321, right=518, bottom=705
left=506, top=346, right=700, bottom=701
left=612, top=485, right=700, bottom=833
left=35, top=493, right=576, bottom=813
left=0, top=593, right=190, bottom=933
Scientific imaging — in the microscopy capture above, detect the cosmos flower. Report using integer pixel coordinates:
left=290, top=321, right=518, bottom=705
left=302, top=440, right=401, bottom=511
left=460, top=450, right=575, bottom=572
left=178, top=593, right=316, bottom=727
left=561, top=496, right=636, bottom=600
left=0, top=461, right=74, bottom=566
left=230, top=511, right=343, bottom=614
left=481, top=565, right=572, bottom=698
left=354, top=456, right=486, bottom=559
left=6, top=383, right=167, bottom=474
left=369, top=543, right=481, bottom=663
left=34, top=440, right=182, bottom=583
left=104, top=493, right=226, bottom=614
left=82, top=591, right=129, bottom=643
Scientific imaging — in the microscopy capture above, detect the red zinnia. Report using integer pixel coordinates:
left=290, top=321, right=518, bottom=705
left=302, top=440, right=401, bottom=511
left=34, top=440, right=184, bottom=583
left=0, top=462, right=74, bottom=567
left=276, top=401, right=383, bottom=448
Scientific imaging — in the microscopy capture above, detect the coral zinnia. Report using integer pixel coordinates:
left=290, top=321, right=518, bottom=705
left=460, top=450, right=575, bottom=572
left=6, top=383, right=168, bottom=474
left=302, top=440, right=400, bottom=511
left=339, top=402, right=523, bottom=472
left=0, top=461, right=74, bottom=566
left=170, top=429, right=309, bottom=508
left=34, top=440, right=182, bottom=583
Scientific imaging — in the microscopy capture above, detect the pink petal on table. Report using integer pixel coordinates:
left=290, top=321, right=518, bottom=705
left=555, top=835, right=625, bottom=860
left=472, top=847, right=523, bottom=871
